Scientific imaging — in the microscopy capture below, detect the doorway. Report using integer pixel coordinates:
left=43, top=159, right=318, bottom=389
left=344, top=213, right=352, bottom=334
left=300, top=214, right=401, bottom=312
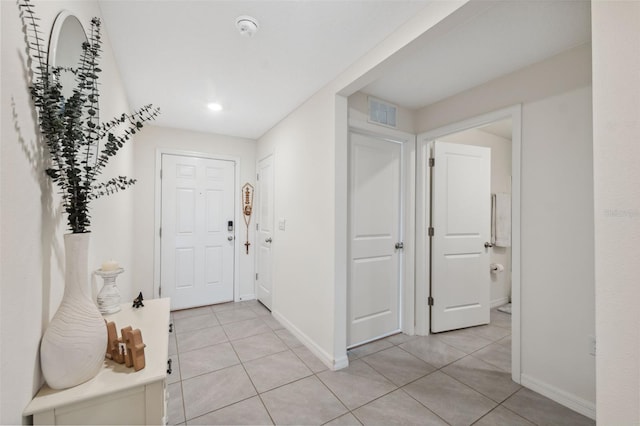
left=416, top=105, right=521, bottom=383
left=256, top=154, right=274, bottom=310
left=347, top=122, right=416, bottom=348
left=154, top=151, right=241, bottom=311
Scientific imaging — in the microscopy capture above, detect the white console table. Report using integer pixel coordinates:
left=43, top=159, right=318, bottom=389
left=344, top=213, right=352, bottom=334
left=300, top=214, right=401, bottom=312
left=24, top=298, right=171, bottom=425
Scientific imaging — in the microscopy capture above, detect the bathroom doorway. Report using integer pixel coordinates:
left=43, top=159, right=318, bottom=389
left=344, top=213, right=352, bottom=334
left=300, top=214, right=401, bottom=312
left=416, top=105, right=521, bottom=382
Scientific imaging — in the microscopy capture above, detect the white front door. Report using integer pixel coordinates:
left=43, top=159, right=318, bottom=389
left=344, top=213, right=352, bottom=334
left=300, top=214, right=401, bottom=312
left=256, top=155, right=274, bottom=310
left=348, top=132, right=402, bottom=347
left=430, top=141, right=491, bottom=333
left=161, top=154, right=235, bottom=310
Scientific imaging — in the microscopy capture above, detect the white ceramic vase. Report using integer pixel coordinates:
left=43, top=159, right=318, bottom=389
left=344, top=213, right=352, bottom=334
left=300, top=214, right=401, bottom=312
left=40, top=233, right=107, bottom=389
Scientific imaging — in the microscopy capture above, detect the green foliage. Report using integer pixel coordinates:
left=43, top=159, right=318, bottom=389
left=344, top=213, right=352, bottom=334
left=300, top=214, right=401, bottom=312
left=20, top=0, right=160, bottom=233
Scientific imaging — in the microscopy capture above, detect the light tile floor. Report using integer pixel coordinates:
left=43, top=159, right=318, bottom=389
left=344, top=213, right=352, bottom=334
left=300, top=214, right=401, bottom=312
left=167, top=300, right=594, bottom=425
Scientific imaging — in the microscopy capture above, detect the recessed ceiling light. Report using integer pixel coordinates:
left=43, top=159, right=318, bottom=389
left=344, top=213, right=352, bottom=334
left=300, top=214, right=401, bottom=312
left=207, top=102, right=223, bottom=112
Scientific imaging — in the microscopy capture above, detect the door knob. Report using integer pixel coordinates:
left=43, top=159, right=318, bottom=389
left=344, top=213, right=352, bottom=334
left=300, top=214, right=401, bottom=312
left=228, top=236, right=234, bottom=241
left=265, top=237, right=272, bottom=243
left=484, top=242, right=493, bottom=248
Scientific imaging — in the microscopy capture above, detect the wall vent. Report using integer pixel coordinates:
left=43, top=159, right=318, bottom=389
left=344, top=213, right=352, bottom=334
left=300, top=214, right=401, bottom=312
left=368, top=97, right=397, bottom=128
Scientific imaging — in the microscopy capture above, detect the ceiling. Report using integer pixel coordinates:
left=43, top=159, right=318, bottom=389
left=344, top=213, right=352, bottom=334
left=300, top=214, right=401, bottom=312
left=98, top=1, right=591, bottom=140
left=98, top=1, right=430, bottom=139
left=362, top=0, right=591, bottom=109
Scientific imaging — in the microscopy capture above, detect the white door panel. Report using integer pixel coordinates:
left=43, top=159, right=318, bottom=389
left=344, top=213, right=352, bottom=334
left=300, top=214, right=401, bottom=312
left=431, top=141, right=491, bottom=333
left=348, top=132, right=402, bottom=347
left=257, top=155, right=274, bottom=310
left=161, top=154, right=235, bottom=310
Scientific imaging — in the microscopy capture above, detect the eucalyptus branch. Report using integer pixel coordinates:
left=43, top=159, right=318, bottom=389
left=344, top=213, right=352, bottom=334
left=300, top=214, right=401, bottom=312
left=19, top=0, right=159, bottom=233
left=89, top=176, right=137, bottom=200
left=92, top=104, right=160, bottom=178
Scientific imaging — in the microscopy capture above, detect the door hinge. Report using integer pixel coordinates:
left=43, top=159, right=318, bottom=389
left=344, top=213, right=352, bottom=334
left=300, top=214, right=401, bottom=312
left=256, top=273, right=259, bottom=280
left=159, top=227, right=162, bottom=238
left=159, top=286, right=162, bottom=297
left=428, top=227, right=434, bottom=237
left=256, top=173, right=260, bottom=181
left=160, top=169, right=163, bottom=179
left=428, top=296, right=434, bottom=306
left=428, top=158, right=435, bottom=167
left=256, top=223, right=259, bottom=231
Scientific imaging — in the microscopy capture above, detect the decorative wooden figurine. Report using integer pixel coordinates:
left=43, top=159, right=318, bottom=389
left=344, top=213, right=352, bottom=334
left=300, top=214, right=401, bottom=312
left=120, top=326, right=133, bottom=367
left=105, top=321, right=124, bottom=363
left=132, top=291, right=144, bottom=308
left=104, top=322, right=147, bottom=372
left=124, top=329, right=146, bottom=371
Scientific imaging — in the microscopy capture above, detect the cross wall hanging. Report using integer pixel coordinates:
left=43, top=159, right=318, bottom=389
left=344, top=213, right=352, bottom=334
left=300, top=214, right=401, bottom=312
left=242, top=183, right=254, bottom=254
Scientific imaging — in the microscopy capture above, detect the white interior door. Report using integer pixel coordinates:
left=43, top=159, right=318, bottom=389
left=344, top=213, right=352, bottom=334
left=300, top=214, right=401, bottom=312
left=256, top=155, right=274, bottom=310
left=431, top=141, right=491, bottom=333
left=161, top=154, right=235, bottom=310
left=348, top=132, right=402, bottom=347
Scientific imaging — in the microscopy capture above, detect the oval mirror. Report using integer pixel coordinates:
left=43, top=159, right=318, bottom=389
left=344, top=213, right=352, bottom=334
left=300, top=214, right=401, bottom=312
left=48, top=11, right=87, bottom=99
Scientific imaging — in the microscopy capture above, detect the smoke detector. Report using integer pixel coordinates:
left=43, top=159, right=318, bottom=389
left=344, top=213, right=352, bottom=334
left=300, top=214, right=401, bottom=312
left=236, top=15, right=259, bottom=37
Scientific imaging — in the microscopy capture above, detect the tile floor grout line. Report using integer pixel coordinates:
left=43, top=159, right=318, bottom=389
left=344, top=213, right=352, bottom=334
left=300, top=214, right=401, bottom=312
left=358, top=352, right=435, bottom=389
left=496, top=400, right=540, bottom=426
left=388, top=344, right=440, bottom=371
left=167, top=317, right=185, bottom=419
left=174, top=340, right=188, bottom=425
left=183, top=394, right=262, bottom=424
left=435, top=334, right=496, bottom=354
left=398, top=383, right=455, bottom=426
left=309, top=371, right=352, bottom=420
left=170, top=304, right=582, bottom=426
left=181, top=319, right=263, bottom=425
left=437, top=366, right=505, bottom=405
left=320, top=409, right=362, bottom=426
left=467, top=345, right=512, bottom=373
left=469, top=403, right=504, bottom=425
left=373, top=343, right=508, bottom=425
left=179, top=332, right=290, bottom=378
left=440, top=358, right=522, bottom=405
left=254, top=392, right=277, bottom=425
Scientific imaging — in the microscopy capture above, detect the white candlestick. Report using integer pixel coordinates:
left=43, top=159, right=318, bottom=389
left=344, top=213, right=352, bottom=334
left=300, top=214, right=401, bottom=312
left=96, top=267, right=124, bottom=314
left=102, top=260, right=119, bottom=271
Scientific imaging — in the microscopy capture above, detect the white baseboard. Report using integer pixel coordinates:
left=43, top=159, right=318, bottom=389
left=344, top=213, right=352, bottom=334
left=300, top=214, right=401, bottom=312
left=520, top=374, right=596, bottom=420
left=272, top=310, right=347, bottom=371
left=238, top=293, right=256, bottom=302
left=491, top=297, right=510, bottom=308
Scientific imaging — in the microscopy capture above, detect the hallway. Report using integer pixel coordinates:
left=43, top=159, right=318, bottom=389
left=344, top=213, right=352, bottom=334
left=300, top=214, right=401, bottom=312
left=167, top=300, right=594, bottom=425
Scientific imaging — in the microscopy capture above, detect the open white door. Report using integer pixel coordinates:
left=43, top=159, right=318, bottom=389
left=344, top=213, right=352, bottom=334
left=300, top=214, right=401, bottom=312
left=430, top=141, right=491, bottom=333
left=256, top=155, right=274, bottom=310
left=160, top=154, right=235, bottom=310
left=348, top=132, right=402, bottom=347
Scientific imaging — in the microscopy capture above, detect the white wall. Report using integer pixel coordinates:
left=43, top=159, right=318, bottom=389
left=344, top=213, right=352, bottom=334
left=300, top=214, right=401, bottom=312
left=132, top=125, right=257, bottom=301
left=415, top=44, right=592, bottom=132
left=519, top=86, right=595, bottom=413
left=415, top=45, right=595, bottom=415
left=257, top=1, right=469, bottom=369
left=1, top=1, right=134, bottom=423
left=592, top=2, right=640, bottom=423
left=257, top=89, right=339, bottom=364
left=439, top=128, right=512, bottom=306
